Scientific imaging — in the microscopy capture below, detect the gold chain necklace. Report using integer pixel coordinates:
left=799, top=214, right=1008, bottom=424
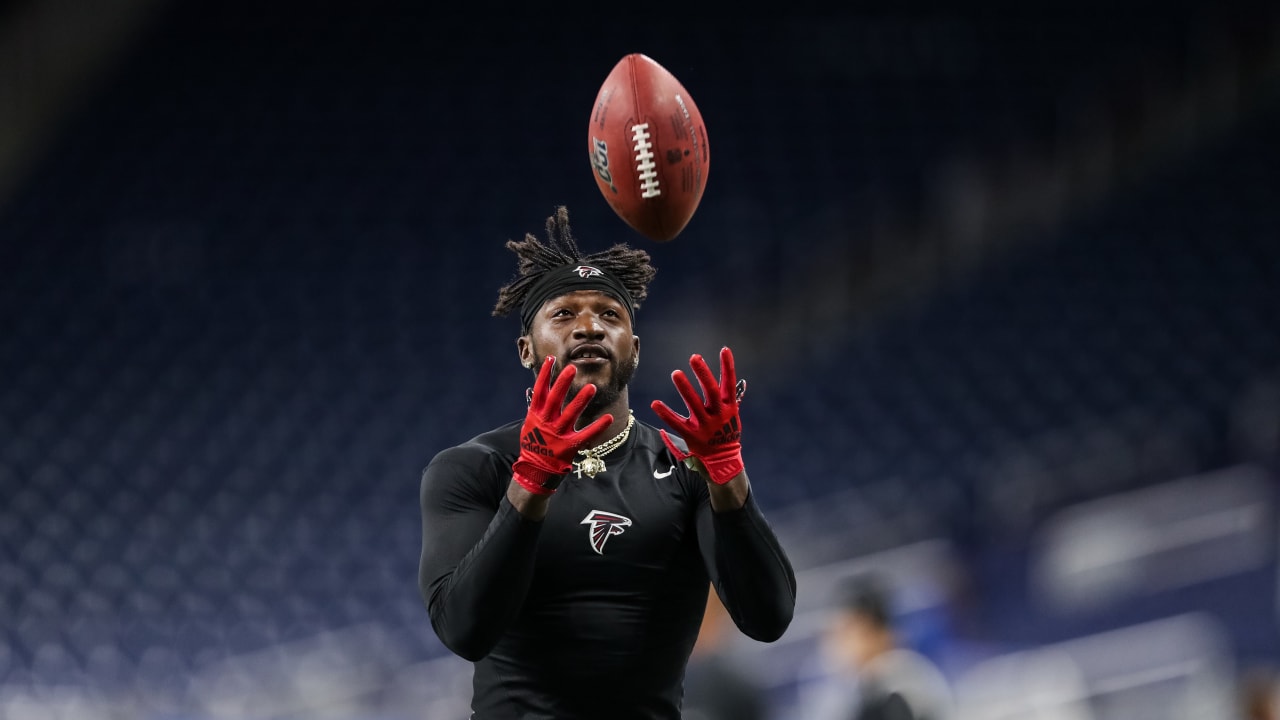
left=574, top=412, right=635, bottom=479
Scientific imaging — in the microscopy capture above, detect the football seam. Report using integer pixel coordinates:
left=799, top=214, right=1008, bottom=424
left=632, top=123, right=660, bottom=198
left=626, top=54, right=664, bottom=216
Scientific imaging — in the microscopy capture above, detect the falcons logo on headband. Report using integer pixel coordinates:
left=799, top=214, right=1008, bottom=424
left=575, top=265, right=605, bottom=278
left=580, top=510, right=632, bottom=554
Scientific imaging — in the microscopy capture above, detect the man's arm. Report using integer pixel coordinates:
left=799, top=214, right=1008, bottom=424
left=651, top=347, right=797, bottom=642
left=419, top=359, right=608, bottom=661
left=696, top=473, right=797, bottom=643
left=418, top=451, right=543, bottom=661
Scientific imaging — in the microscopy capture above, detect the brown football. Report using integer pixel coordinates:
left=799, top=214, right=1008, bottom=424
left=587, top=53, right=710, bottom=243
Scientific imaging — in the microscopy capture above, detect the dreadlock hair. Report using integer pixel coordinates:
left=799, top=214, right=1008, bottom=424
left=492, top=206, right=657, bottom=323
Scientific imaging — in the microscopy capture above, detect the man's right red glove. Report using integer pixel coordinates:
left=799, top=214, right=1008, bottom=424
left=512, top=355, right=614, bottom=495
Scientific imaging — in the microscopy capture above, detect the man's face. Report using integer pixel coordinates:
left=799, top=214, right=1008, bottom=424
left=518, top=290, right=639, bottom=414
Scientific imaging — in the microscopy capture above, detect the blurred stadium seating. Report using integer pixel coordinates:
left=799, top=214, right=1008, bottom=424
left=1, top=1, right=1278, bottom=718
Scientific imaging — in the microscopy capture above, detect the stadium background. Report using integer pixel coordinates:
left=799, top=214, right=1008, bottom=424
left=2, top=1, right=1279, bottom=717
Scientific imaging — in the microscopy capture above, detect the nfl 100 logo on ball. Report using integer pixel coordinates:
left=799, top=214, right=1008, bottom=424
left=588, top=53, right=710, bottom=243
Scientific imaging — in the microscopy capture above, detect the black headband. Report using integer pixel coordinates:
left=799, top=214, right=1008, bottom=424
left=520, top=263, right=635, bottom=334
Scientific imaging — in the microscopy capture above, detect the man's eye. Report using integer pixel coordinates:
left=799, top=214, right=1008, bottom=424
left=552, top=309, right=571, bottom=317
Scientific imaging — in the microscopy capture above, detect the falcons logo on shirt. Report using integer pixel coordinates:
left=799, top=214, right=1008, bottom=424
left=580, top=510, right=632, bottom=554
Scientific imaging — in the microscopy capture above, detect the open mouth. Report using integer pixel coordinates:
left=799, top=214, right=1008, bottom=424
left=569, top=344, right=610, bottom=366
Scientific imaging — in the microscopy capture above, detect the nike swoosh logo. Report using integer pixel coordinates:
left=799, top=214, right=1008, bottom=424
left=653, top=465, right=674, bottom=479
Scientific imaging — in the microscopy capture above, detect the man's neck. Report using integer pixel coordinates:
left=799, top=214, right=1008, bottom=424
left=577, top=392, right=632, bottom=444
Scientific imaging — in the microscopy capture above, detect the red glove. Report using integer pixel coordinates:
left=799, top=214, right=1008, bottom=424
left=650, top=347, right=746, bottom=485
left=512, top=355, right=614, bottom=495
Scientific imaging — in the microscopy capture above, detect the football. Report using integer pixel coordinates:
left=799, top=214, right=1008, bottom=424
left=587, top=53, right=710, bottom=243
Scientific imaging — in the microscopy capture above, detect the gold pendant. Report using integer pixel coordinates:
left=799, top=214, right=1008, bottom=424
left=576, top=456, right=607, bottom=479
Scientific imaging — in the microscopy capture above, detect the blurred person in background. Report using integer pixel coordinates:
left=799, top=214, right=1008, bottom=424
left=1240, top=665, right=1279, bottom=720
left=802, top=572, right=953, bottom=720
left=681, top=585, right=770, bottom=720
left=417, top=207, right=796, bottom=719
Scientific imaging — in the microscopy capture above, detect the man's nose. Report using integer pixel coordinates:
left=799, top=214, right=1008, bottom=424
left=572, top=314, right=605, bottom=339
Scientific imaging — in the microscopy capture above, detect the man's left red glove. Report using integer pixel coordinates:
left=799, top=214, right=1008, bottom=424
left=651, top=346, right=746, bottom=486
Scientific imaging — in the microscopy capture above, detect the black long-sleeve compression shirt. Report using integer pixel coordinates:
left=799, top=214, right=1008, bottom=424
left=418, top=419, right=796, bottom=719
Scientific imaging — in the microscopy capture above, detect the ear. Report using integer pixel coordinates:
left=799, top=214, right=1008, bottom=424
left=632, top=335, right=640, bottom=364
left=516, top=336, right=534, bottom=369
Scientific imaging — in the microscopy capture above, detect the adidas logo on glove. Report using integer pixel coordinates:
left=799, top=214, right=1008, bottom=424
left=709, top=417, right=740, bottom=446
left=521, top=427, right=557, bottom=458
